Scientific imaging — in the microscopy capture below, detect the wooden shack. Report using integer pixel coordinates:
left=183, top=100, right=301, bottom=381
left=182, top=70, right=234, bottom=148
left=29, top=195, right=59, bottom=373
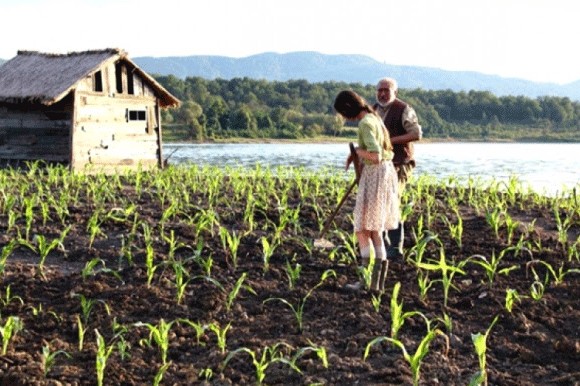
left=0, top=48, right=179, bottom=171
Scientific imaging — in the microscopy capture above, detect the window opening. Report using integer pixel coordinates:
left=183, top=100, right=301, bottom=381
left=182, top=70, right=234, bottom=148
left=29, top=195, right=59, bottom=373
left=115, top=62, right=123, bottom=93
left=94, top=71, right=103, bottom=92
left=128, top=109, right=146, bottom=121
left=127, top=69, right=134, bottom=95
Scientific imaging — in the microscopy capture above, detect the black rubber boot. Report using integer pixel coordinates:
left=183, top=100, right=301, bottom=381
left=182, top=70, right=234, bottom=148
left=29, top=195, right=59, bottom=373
left=379, top=259, right=389, bottom=292
left=369, top=260, right=382, bottom=292
left=345, top=257, right=369, bottom=291
left=386, top=222, right=404, bottom=259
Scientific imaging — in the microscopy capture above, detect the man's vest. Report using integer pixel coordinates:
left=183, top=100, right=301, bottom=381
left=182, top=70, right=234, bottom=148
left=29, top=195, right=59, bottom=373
left=375, top=99, right=415, bottom=167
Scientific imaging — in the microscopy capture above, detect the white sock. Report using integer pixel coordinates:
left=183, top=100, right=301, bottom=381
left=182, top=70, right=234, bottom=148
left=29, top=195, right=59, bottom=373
left=359, top=245, right=371, bottom=265
left=373, top=240, right=386, bottom=261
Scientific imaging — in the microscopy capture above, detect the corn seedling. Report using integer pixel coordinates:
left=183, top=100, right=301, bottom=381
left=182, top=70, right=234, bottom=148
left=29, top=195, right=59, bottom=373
left=0, top=239, right=19, bottom=275
left=177, top=318, right=210, bottom=346
left=162, top=229, right=191, bottom=260
left=415, top=247, right=466, bottom=307
left=390, top=282, right=430, bottom=339
left=364, top=327, right=446, bottom=386
left=260, top=235, right=280, bottom=272
left=141, top=223, right=162, bottom=287
left=22, top=196, right=36, bottom=242
left=226, top=272, right=255, bottom=312
left=77, top=314, right=88, bottom=350
left=529, top=280, right=545, bottom=301
left=86, top=209, right=106, bottom=249
left=285, top=258, right=302, bottom=289
left=199, top=367, right=214, bottom=382
left=111, top=317, right=131, bottom=361
left=407, top=231, right=440, bottom=267
left=75, top=294, right=110, bottom=325
left=27, top=303, right=43, bottom=317
left=159, top=201, right=179, bottom=237
left=503, top=212, right=519, bottom=244
left=485, top=207, right=503, bottom=240
left=209, top=321, right=231, bottom=354
left=423, top=193, right=437, bottom=227
left=219, top=226, right=242, bottom=269
left=35, top=230, right=69, bottom=276
left=222, top=342, right=299, bottom=385
left=169, top=259, right=190, bottom=304
left=440, top=208, right=463, bottom=248
left=264, top=269, right=336, bottom=332
left=118, top=214, right=141, bottom=267
left=470, top=251, right=509, bottom=288
left=527, top=259, right=580, bottom=286
left=0, top=284, right=23, bottom=307
left=41, top=343, right=71, bottom=376
left=17, top=227, right=69, bottom=278
left=371, top=293, right=383, bottom=313
left=504, top=289, right=524, bottom=313
left=336, top=229, right=359, bottom=264
left=437, top=312, right=454, bottom=336
left=135, top=319, right=175, bottom=364
left=400, top=199, right=415, bottom=223
left=176, top=318, right=210, bottom=346
left=469, top=315, right=499, bottom=386
left=81, top=258, right=106, bottom=280
left=567, top=237, right=579, bottom=262
left=94, top=329, right=115, bottom=386
left=243, top=193, right=257, bottom=232
left=192, top=208, right=219, bottom=239
left=6, top=209, right=18, bottom=235
left=416, top=270, right=436, bottom=302
left=152, top=362, right=171, bottom=386
left=553, top=206, right=573, bottom=248
left=46, top=194, right=69, bottom=226
left=0, top=316, right=23, bottom=354
left=411, top=214, right=425, bottom=243
left=292, top=340, right=329, bottom=369
left=292, top=236, right=315, bottom=257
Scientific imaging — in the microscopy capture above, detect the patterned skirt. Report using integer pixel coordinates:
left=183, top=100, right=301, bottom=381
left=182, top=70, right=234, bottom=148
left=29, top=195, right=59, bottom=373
left=353, top=161, right=400, bottom=233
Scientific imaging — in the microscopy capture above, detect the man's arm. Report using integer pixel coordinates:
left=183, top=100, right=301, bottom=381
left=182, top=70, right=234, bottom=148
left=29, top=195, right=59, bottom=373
left=390, top=130, right=421, bottom=145
left=390, top=105, right=422, bottom=145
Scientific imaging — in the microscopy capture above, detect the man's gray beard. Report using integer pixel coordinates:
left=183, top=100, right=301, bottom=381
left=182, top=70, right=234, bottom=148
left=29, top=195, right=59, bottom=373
left=377, top=101, right=390, bottom=108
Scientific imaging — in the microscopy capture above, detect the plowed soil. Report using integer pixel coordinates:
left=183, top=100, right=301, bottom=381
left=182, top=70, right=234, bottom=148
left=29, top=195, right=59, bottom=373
left=0, top=175, right=578, bottom=386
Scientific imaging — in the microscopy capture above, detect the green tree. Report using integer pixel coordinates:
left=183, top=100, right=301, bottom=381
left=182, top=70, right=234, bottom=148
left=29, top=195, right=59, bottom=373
left=177, top=101, right=205, bottom=140
left=206, top=97, right=228, bottom=137
left=230, top=105, right=257, bottom=135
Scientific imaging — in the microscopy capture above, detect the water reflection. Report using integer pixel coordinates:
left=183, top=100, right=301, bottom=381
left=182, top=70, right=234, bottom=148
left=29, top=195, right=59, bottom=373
left=164, top=142, right=579, bottom=195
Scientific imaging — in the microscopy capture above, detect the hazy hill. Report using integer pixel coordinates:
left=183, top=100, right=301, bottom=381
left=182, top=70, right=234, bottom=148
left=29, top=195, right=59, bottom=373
left=133, top=51, right=580, bottom=101
left=1, top=52, right=578, bottom=100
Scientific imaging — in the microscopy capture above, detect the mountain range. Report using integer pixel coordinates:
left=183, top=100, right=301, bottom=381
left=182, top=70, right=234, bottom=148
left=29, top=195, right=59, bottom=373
left=132, top=52, right=580, bottom=101
left=2, top=52, right=579, bottom=100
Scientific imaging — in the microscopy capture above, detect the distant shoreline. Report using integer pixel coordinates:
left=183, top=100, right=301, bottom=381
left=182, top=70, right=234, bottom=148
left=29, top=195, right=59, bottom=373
left=164, top=136, right=579, bottom=144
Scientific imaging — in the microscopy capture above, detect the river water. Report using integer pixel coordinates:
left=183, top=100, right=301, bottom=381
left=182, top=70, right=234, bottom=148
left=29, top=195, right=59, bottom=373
left=163, top=142, right=579, bottom=195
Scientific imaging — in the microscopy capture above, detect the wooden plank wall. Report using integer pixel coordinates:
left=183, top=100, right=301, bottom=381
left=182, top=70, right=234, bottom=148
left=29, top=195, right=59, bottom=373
left=0, top=103, right=72, bottom=162
left=71, top=90, right=160, bottom=172
left=0, top=62, right=163, bottom=171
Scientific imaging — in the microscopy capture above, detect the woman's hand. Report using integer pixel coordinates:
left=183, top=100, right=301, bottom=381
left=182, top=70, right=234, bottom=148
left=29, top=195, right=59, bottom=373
left=356, top=148, right=380, bottom=164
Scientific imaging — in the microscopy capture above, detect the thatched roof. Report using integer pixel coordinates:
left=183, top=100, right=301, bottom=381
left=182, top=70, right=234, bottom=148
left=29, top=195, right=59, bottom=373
left=0, top=48, right=179, bottom=108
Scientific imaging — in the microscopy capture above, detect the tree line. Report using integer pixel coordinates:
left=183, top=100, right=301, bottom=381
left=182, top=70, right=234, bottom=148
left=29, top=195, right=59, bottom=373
left=155, top=75, right=580, bottom=142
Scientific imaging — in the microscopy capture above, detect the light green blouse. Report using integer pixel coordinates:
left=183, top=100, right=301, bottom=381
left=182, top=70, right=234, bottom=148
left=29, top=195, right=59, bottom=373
left=357, top=113, right=394, bottom=164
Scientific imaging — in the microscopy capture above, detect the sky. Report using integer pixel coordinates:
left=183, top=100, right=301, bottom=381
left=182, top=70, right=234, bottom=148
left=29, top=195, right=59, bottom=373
left=1, top=0, right=579, bottom=84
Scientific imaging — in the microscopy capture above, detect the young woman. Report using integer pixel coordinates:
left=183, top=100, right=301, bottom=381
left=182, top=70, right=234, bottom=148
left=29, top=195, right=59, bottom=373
left=334, top=90, right=400, bottom=292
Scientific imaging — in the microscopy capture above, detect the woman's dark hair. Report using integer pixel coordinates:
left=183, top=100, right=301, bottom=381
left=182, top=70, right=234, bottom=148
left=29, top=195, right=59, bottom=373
left=334, top=89, right=393, bottom=151
left=333, top=90, right=373, bottom=119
